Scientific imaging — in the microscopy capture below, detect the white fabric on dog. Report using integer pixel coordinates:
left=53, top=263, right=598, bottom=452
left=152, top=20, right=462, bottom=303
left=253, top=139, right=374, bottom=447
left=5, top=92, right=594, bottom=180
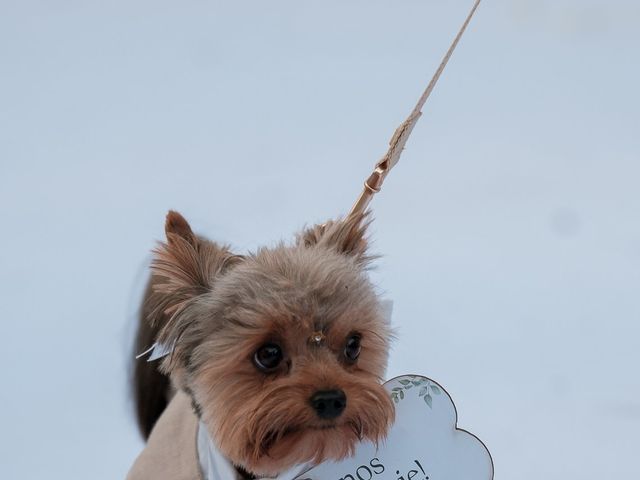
left=197, top=422, right=311, bottom=480
left=197, top=422, right=238, bottom=480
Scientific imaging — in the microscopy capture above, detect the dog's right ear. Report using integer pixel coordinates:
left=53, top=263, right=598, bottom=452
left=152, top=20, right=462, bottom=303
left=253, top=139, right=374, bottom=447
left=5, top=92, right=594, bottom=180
left=149, top=210, right=241, bottom=321
left=296, top=211, right=374, bottom=267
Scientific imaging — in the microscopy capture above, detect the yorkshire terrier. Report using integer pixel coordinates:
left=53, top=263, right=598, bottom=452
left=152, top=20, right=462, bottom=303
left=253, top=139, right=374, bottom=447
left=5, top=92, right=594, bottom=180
left=132, top=210, right=394, bottom=478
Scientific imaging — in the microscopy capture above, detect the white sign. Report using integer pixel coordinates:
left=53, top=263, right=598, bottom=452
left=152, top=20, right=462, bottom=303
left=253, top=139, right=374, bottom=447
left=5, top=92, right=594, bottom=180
left=292, top=375, right=493, bottom=480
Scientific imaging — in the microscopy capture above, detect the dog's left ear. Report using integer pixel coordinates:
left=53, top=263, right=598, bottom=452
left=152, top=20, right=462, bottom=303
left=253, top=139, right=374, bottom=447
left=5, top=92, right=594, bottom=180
left=297, top=211, right=373, bottom=266
left=152, top=211, right=241, bottom=302
left=148, top=211, right=242, bottom=370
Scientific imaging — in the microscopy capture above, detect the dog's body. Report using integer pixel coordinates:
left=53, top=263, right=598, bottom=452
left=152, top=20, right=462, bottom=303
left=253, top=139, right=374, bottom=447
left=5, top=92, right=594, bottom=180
left=131, top=211, right=393, bottom=478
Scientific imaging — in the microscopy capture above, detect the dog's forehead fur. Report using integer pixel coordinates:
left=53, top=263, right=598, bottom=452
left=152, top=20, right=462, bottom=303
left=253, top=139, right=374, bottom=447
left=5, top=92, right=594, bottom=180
left=230, top=246, right=375, bottom=314
left=214, top=244, right=378, bottom=329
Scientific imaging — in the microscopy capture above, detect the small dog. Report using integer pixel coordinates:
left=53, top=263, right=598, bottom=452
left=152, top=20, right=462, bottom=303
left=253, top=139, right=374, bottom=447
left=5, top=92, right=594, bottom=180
left=133, top=210, right=394, bottom=478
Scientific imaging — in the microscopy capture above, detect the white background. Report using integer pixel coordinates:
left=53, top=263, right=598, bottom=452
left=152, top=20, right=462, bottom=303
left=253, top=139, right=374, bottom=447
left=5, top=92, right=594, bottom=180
left=1, top=1, right=638, bottom=478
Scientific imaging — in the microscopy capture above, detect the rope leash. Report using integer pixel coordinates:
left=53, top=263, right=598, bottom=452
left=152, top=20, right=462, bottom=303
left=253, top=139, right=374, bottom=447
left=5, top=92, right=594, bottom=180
left=349, top=0, right=483, bottom=217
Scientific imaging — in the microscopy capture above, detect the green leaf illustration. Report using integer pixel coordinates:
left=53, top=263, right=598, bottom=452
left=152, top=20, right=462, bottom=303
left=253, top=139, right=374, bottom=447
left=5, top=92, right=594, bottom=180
left=424, top=393, right=433, bottom=408
left=390, top=377, right=438, bottom=409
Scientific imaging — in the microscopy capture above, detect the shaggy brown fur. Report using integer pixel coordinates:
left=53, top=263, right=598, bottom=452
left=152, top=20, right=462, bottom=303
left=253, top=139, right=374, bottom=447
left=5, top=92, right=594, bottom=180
left=133, top=211, right=394, bottom=477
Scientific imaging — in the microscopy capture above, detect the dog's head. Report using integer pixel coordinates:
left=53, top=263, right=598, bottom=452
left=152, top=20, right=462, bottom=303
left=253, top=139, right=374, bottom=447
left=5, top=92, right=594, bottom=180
left=150, top=211, right=394, bottom=476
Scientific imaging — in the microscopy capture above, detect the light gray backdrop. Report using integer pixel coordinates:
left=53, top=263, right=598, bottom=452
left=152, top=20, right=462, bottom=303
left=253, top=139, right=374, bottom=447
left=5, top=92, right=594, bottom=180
left=1, top=0, right=638, bottom=478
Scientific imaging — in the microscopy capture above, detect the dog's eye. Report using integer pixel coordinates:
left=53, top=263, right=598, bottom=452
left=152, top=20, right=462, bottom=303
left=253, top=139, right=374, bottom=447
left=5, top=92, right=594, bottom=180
left=253, top=343, right=283, bottom=372
left=344, top=334, right=361, bottom=362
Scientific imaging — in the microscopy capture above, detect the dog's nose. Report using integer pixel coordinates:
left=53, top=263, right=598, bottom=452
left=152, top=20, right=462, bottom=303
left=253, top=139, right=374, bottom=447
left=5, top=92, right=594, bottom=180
left=310, top=389, right=347, bottom=419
